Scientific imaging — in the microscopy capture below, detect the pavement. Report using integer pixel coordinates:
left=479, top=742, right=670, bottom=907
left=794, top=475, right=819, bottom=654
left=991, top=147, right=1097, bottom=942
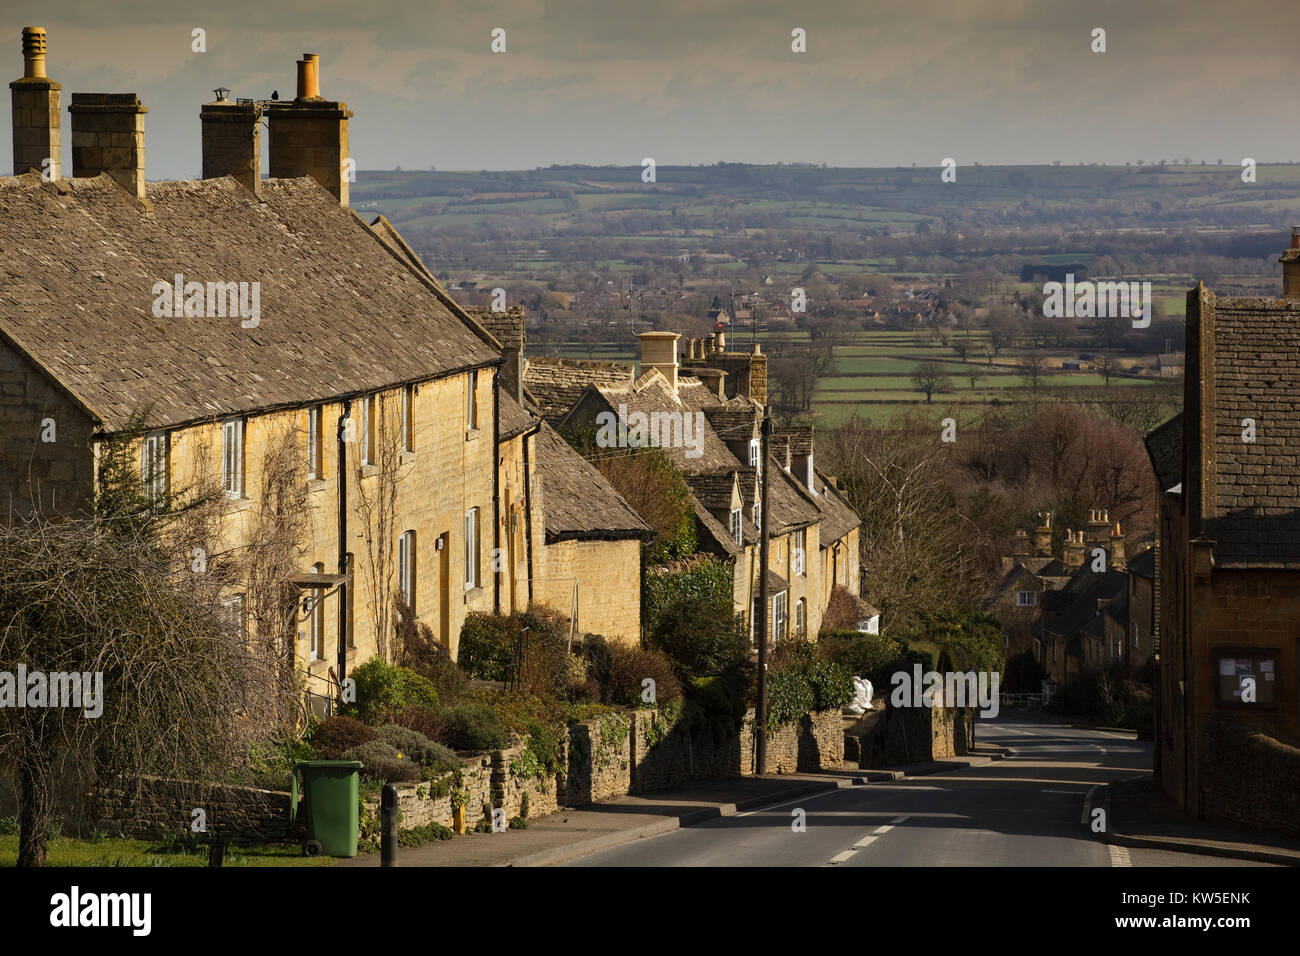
left=1089, top=774, right=1300, bottom=867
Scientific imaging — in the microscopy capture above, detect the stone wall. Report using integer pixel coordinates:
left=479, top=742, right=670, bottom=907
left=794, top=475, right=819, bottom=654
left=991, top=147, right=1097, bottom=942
left=1202, top=714, right=1300, bottom=838
left=93, top=704, right=845, bottom=842
left=844, top=698, right=976, bottom=768
left=94, top=775, right=293, bottom=844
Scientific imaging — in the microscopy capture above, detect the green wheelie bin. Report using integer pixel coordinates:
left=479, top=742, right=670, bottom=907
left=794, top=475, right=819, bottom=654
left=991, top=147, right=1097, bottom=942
left=290, top=760, right=363, bottom=858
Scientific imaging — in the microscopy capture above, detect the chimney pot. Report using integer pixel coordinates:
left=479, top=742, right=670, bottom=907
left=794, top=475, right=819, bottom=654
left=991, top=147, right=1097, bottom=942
left=21, top=26, right=46, bottom=79
left=297, top=53, right=321, bottom=100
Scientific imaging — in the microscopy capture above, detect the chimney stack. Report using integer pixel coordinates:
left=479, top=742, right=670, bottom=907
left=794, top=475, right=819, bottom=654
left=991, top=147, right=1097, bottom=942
left=267, top=53, right=353, bottom=206
left=636, top=330, right=680, bottom=392
left=10, top=27, right=61, bottom=179
left=1109, top=522, right=1126, bottom=571
left=1032, top=511, right=1052, bottom=556
left=1063, top=529, right=1086, bottom=569
left=68, top=92, right=147, bottom=200
left=201, top=90, right=261, bottom=194
left=1281, top=227, right=1300, bottom=300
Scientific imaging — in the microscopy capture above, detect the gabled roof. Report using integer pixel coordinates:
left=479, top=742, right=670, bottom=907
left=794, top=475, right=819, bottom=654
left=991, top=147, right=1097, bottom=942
left=533, top=424, right=651, bottom=543
left=0, top=174, right=499, bottom=432
left=498, top=390, right=539, bottom=441
left=1127, top=547, right=1155, bottom=579
left=1042, top=566, right=1127, bottom=640
left=1145, top=413, right=1183, bottom=495
left=523, top=356, right=633, bottom=423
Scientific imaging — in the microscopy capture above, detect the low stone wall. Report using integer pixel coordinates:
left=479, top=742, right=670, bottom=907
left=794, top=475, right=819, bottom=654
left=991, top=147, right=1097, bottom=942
left=739, top=707, right=844, bottom=774
left=844, top=699, right=976, bottom=768
left=94, top=775, right=293, bottom=844
left=1202, top=714, right=1300, bottom=838
left=94, top=704, right=845, bottom=841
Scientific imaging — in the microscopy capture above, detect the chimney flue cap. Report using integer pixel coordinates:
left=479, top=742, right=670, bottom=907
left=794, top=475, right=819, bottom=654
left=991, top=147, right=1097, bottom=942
left=21, top=26, right=47, bottom=79
left=213, top=87, right=230, bottom=102
left=1291, top=226, right=1300, bottom=249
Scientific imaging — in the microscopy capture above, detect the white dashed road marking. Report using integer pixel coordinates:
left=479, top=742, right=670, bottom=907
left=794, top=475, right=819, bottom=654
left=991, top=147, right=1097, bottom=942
left=1109, top=844, right=1131, bottom=867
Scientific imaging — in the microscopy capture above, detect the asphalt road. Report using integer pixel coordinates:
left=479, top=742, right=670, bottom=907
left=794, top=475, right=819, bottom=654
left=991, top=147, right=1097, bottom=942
left=564, top=713, right=1275, bottom=867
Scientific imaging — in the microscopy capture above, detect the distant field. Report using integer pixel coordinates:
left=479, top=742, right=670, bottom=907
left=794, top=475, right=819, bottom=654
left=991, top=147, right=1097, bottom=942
left=532, top=328, right=1178, bottom=431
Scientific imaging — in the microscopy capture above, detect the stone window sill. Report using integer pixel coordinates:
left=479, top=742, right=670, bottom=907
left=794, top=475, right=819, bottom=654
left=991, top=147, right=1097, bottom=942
left=307, top=478, right=328, bottom=494
left=359, top=463, right=379, bottom=479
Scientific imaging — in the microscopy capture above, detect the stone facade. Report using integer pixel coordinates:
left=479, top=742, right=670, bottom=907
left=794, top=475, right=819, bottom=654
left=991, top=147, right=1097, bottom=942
left=0, top=341, right=96, bottom=517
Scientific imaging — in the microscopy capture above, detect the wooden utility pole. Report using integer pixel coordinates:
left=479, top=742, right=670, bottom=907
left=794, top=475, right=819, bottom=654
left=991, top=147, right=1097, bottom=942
left=756, top=408, right=773, bottom=774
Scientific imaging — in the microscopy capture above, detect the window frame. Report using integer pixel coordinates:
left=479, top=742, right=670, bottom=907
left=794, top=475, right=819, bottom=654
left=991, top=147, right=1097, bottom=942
left=221, top=593, right=245, bottom=640
left=398, top=530, right=416, bottom=614
left=795, top=597, right=806, bottom=638
left=1017, top=590, right=1037, bottom=607
left=141, top=430, right=169, bottom=503
left=307, top=405, right=323, bottom=479
left=794, top=528, right=806, bottom=576
left=308, top=563, right=325, bottom=661
left=730, top=508, right=743, bottom=547
left=466, top=369, right=479, bottom=432
left=465, top=507, right=480, bottom=591
left=772, top=590, right=788, bottom=643
left=222, top=418, right=244, bottom=499
left=402, top=385, right=415, bottom=454
left=361, top=394, right=378, bottom=467
left=749, top=439, right=760, bottom=468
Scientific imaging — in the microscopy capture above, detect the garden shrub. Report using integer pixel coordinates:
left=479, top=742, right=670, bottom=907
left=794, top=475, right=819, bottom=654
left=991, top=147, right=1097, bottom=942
left=390, top=704, right=447, bottom=744
left=376, top=724, right=460, bottom=773
left=644, top=559, right=752, bottom=684
left=687, top=675, right=744, bottom=724
left=817, top=631, right=902, bottom=688
left=442, top=702, right=509, bottom=751
left=396, top=606, right=470, bottom=702
left=579, top=634, right=614, bottom=690
left=339, top=656, right=439, bottom=725
left=310, top=715, right=378, bottom=759
left=459, top=605, right=572, bottom=697
left=603, top=643, right=683, bottom=707
left=342, top=740, right=421, bottom=784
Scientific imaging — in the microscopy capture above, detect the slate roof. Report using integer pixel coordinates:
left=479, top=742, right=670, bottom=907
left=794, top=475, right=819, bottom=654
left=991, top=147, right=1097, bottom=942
left=1203, top=296, right=1300, bottom=567
left=1145, top=413, right=1183, bottom=495
left=1042, top=567, right=1127, bottom=640
left=1127, top=547, right=1155, bottom=579
left=808, top=469, right=860, bottom=546
left=498, top=390, right=538, bottom=441
left=0, top=173, right=500, bottom=432
left=533, top=424, right=650, bottom=543
left=523, top=356, right=633, bottom=423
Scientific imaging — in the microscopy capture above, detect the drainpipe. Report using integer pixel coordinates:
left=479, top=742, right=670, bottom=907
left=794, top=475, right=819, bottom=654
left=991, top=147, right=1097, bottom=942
left=522, top=427, right=535, bottom=605
left=336, top=400, right=351, bottom=701
left=492, top=365, right=502, bottom=614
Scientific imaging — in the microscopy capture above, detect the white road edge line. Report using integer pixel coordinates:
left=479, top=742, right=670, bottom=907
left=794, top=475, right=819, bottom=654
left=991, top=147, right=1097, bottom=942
left=1082, top=785, right=1100, bottom=825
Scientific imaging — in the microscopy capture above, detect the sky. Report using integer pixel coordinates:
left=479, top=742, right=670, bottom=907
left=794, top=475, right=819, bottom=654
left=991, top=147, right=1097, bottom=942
left=1, top=0, right=1297, bottom=179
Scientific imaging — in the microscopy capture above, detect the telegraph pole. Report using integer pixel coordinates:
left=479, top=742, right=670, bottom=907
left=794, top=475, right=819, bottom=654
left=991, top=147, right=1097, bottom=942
left=756, top=407, right=773, bottom=774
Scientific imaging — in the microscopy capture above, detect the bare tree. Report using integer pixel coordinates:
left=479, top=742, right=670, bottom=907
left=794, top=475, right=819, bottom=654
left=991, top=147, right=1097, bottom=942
left=0, top=509, right=296, bottom=865
left=911, top=360, right=952, bottom=403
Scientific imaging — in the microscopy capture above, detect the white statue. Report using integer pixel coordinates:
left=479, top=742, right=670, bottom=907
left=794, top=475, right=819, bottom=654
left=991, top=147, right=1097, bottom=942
left=847, top=676, right=874, bottom=714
